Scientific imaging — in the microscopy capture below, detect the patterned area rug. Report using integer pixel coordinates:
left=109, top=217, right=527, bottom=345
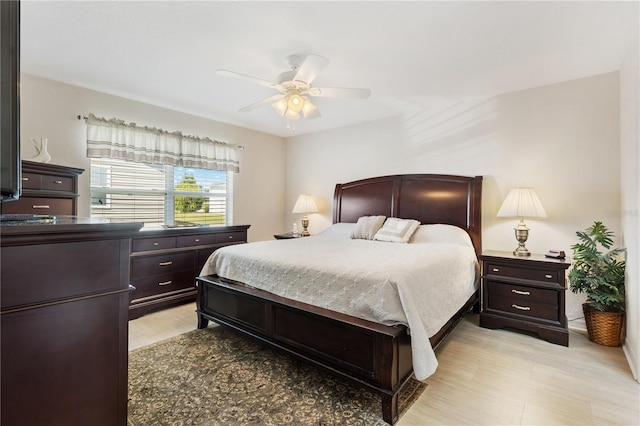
left=128, top=326, right=426, bottom=425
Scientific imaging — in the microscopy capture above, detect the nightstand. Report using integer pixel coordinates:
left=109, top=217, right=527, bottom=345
left=479, top=250, right=571, bottom=346
left=273, top=233, right=302, bottom=240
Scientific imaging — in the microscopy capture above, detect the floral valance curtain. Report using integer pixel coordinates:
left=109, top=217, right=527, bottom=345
left=85, top=113, right=240, bottom=172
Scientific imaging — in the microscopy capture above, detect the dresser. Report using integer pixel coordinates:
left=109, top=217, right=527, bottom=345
left=479, top=250, right=571, bottom=346
left=0, top=217, right=142, bottom=426
left=129, top=225, right=250, bottom=319
left=0, top=160, right=83, bottom=215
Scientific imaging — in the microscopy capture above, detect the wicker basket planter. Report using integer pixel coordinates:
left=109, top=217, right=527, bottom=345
left=583, top=303, right=625, bottom=347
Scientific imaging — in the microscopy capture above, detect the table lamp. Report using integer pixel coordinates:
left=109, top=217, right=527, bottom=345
left=292, top=194, right=318, bottom=236
left=497, top=188, right=547, bottom=256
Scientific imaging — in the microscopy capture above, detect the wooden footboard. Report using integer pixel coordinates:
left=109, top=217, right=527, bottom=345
left=196, top=274, right=479, bottom=424
left=196, top=274, right=413, bottom=424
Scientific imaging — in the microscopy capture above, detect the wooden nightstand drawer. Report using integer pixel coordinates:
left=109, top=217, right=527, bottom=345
left=487, top=295, right=559, bottom=322
left=487, top=281, right=558, bottom=305
left=485, top=262, right=559, bottom=283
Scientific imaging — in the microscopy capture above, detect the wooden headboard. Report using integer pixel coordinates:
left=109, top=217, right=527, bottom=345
left=333, top=174, right=483, bottom=255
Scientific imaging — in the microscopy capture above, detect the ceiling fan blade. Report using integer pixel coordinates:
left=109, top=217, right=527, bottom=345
left=293, top=54, right=329, bottom=85
left=239, top=94, right=285, bottom=112
left=307, top=87, right=371, bottom=99
left=217, top=69, right=278, bottom=89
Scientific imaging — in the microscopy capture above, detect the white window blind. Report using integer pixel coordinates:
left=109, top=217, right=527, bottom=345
left=90, top=158, right=232, bottom=228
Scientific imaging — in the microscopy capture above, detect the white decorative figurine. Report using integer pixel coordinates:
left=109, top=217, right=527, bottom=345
left=29, top=138, right=51, bottom=163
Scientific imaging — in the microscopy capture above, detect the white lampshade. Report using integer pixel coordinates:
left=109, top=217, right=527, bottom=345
left=284, top=108, right=300, bottom=120
left=497, top=188, right=547, bottom=219
left=302, top=97, right=317, bottom=117
left=287, top=94, right=304, bottom=113
left=292, top=194, right=318, bottom=214
left=271, top=98, right=288, bottom=116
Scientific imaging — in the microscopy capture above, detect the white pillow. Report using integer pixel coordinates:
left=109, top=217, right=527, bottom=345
left=317, top=223, right=356, bottom=239
left=410, top=224, right=475, bottom=249
left=351, top=215, right=386, bottom=240
left=373, top=218, right=420, bottom=243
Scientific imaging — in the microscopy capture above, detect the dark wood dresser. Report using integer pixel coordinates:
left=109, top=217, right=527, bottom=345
left=479, top=250, right=571, bottom=346
left=129, top=225, right=250, bottom=319
left=0, top=217, right=143, bottom=426
left=0, top=160, right=84, bottom=215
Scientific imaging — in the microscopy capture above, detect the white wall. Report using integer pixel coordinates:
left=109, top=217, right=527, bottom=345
left=619, top=26, right=639, bottom=380
left=19, top=74, right=286, bottom=242
left=286, top=72, right=622, bottom=330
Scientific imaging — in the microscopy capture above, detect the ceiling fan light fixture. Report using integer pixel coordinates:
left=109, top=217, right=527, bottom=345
left=271, top=98, right=288, bottom=116
left=287, top=94, right=304, bottom=113
left=302, top=97, right=317, bottom=117
left=285, top=108, right=300, bottom=120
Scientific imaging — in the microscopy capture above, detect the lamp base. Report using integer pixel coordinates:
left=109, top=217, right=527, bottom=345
left=513, top=246, right=531, bottom=257
left=513, top=219, right=531, bottom=256
left=301, top=216, right=310, bottom=237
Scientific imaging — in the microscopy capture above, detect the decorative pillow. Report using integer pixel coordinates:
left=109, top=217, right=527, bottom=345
left=350, top=215, right=386, bottom=240
left=410, top=224, right=475, bottom=249
left=318, top=223, right=356, bottom=239
left=373, top=218, right=420, bottom=243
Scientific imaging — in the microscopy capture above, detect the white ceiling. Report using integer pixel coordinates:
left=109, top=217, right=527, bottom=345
left=20, top=1, right=638, bottom=138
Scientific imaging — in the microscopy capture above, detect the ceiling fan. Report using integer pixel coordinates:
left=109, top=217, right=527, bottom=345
left=217, top=54, right=371, bottom=120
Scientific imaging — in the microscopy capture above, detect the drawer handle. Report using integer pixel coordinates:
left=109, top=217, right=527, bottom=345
left=22, top=177, right=29, bottom=181
left=228, top=236, right=234, bottom=239
left=492, top=268, right=499, bottom=272
left=159, top=261, right=173, bottom=266
left=195, top=238, right=200, bottom=242
left=158, top=280, right=173, bottom=286
left=53, top=180, right=63, bottom=184
left=511, top=289, right=530, bottom=296
left=512, top=304, right=531, bottom=311
left=545, top=274, right=553, bottom=279
left=153, top=242, right=160, bottom=246
left=32, top=205, right=50, bottom=209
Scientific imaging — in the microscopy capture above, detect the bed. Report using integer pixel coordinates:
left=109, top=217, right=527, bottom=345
left=196, top=174, right=483, bottom=424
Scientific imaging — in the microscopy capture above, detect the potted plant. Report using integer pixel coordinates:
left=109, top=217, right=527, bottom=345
left=568, top=221, right=626, bottom=346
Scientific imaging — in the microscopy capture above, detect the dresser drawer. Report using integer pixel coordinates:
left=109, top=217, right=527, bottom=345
left=216, top=231, right=245, bottom=243
left=177, top=234, right=218, bottom=247
left=487, top=295, right=559, bottom=322
left=1, top=197, right=73, bottom=216
left=131, top=270, right=196, bottom=300
left=485, top=262, right=559, bottom=283
left=487, top=281, right=558, bottom=305
left=20, top=172, right=42, bottom=190
left=40, top=174, right=74, bottom=192
left=132, top=237, right=177, bottom=252
left=131, top=251, right=194, bottom=279
left=1, top=239, right=124, bottom=309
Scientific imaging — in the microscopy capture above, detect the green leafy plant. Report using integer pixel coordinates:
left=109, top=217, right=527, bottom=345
left=568, top=221, right=626, bottom=312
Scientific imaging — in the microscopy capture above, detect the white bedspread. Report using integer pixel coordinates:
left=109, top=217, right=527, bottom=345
left=200, top=226, right=478, bottom=381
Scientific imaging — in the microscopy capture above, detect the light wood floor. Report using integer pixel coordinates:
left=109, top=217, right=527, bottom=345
left=129, top=303, right=639, bottom=425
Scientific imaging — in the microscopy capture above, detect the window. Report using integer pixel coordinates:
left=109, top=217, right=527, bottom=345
left=90, top=158, right=232, bottom=228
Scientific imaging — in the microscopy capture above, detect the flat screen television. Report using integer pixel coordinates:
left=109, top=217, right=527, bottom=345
left=0, top=0, right=20, bottom=202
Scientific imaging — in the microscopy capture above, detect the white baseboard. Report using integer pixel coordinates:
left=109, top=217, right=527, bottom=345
left=623, top=343, right=639, bottom=383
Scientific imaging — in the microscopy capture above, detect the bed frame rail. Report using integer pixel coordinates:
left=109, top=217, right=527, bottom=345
left=196, top=275, right=414, bottom=424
